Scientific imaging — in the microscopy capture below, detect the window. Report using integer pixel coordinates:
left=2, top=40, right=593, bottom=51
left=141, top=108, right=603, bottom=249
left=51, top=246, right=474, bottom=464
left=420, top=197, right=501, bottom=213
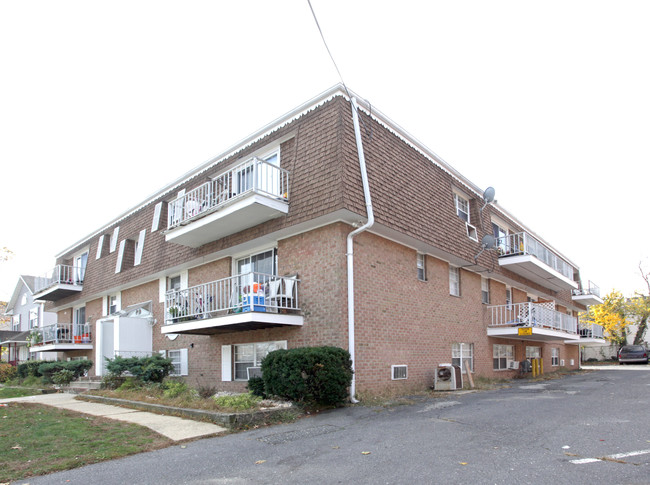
left=417, top=253, right=426, bottom=281
left=21, top=293, right=27, bottom=305
left=526, top=346, right=541, bottom=359
left=551, top=348, right=559, bottom=366
left=452, top=343, right=474, bottom=373
left=233, top=341, right=286, bottom=380
left=236, top=248, right=277, bottom=297
left=481, top=278, right=490, bottom=304
left=73, top=307, right=86, bottom=338
left=454, top=193, right=470, bottom=222
left=164, top=349, right=188, bottom=376
left=391, top=365, right=408, bottom=380
left=168, top=275, right=181, bottom=292
left=492, top=222, right=508, bottom=253
left=12, top=315, right=20, bottom=331
left=493, top=344, right=514, bottom=370
left=74, top=251, right=88, bottom=284
left=29, top=308, right=39, bottom=329
left=108, top=294, right=119, bottom=314
left=506, top=287, right=512, bottom=308
left=449, top=266, right=460, bottom=296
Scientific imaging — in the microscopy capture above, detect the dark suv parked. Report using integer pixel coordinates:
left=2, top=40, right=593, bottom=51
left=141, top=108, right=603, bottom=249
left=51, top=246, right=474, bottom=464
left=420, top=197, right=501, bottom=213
left=618, top=345, right=649, bottom=365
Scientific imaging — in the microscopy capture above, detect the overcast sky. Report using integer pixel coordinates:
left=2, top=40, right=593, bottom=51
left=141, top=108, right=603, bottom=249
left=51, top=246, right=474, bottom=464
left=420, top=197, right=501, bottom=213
left=1, top=1, right=649, bottom=301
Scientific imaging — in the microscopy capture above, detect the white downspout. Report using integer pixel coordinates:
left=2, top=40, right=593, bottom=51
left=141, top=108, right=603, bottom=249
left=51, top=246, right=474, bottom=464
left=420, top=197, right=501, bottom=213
left=347, top=97, right=374, bottom=403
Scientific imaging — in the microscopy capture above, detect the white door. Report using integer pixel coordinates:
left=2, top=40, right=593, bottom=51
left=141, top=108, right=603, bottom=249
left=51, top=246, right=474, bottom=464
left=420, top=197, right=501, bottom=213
left=100, top=319, right=114, bottom=376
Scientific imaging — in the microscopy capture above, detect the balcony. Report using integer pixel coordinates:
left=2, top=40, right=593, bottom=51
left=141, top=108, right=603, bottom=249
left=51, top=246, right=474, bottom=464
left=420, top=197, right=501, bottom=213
left=32, top=265, right=85, bottom=301
left=496, top=232, right=578, bottom=292
left=29, top=322, right=93, bottom=352
left=572, top=281, right=603, bottom=306
left=165, top=158, right=290, bottom=248
left=488, top=302, right=580, bottom=342
left=566, top=321, right=607, bottom=347
left=161, top=272, right=303, bottom=335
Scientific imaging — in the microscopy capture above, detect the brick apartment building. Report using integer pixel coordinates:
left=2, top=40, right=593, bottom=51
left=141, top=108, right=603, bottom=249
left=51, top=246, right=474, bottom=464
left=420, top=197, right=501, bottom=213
left=27, top=85, right=605, bottom=395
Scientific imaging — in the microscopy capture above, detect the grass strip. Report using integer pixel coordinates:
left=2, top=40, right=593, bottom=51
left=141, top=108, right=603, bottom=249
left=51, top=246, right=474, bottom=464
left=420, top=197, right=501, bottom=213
left=0, top=402, right=172, bottom=482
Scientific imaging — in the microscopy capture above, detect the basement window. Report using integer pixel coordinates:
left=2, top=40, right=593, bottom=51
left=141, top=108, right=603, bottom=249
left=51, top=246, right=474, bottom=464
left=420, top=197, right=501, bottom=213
left=391, top=365, right=408, bottom=380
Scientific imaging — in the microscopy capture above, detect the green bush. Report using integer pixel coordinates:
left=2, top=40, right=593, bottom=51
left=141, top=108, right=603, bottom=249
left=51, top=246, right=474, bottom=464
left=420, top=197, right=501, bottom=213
left=100, top=374, right=125, bottom=390
left=247, top=376, right=266, bottom=398
left=52, top=369, right=75, bottom=385
left=213, top=392, right=261, bottom=411
left=105, top=355, right=173, bottom=383
left=38, top=360, right=93, bottom=383
left=0, top=363, right=17, bottom=383
left=116, top=377, right=140, bottom=391
left=17, top=361, right=43, bottom=379
left=163, top=380, right=189, bottom=398
left=261, top=346, right=353, bottom=406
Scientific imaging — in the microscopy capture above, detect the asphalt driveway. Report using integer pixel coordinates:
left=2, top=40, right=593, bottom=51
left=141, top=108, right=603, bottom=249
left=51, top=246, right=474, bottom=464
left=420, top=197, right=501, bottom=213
left=15, top=368, right=650, bottom=485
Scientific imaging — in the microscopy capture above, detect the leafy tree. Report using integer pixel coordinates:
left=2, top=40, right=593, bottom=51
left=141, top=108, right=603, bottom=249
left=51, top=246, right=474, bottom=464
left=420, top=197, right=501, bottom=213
left=582, top=290, right=630, bottom=346
left=628, top=262, right=650, bottom=345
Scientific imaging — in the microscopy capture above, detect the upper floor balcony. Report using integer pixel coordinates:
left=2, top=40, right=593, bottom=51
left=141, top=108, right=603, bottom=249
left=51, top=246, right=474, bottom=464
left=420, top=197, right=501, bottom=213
left=496, top=232, right=578, bottom=292
left=28, top=322, right=93, bottom=352
left=487, top=302, right=580, bottom=342
left=160, top=272, right=303, bottom=335
left=565, top=321, right=606, bottom=347
left=165, top=158, right=290, bottom=248
left=571, top=281, right=603, bottom=306
left=33, top=265, right=84, bottom=301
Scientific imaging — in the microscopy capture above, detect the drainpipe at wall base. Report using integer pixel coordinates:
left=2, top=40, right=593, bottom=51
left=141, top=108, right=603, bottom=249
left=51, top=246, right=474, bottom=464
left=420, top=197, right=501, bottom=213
left=347, top=97, right=374, bottom=404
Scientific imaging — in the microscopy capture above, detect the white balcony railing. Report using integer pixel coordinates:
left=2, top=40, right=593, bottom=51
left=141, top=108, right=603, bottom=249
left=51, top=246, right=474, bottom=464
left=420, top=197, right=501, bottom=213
left=31, top=322, right=92, bottom=346
left=34, top=264, right=85, bottom=293
left=167, top=158, right=289, bottom=229
left=578, top=322, right=604, bottom=339
left=572, top=281, right=601, bottom=298
left=164, top=272, right=299, bottom=324
left=489, top=302, right=578, bottom=334
left=497, top=232, right=575, bottom=280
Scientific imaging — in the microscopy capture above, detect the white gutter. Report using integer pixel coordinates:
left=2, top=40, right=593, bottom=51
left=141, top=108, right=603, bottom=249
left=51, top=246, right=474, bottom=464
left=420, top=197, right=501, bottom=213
left=347, top=97, right=374, bottom=403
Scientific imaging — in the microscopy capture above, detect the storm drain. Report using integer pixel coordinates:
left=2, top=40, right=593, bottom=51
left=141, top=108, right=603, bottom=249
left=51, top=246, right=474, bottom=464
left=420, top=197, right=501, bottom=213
left=257, top=425, right=344, bottom=445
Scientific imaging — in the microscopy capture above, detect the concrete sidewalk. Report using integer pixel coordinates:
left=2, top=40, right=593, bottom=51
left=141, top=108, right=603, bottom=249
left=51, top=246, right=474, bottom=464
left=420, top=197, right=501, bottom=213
left=0, top=392, right=227, bottom=441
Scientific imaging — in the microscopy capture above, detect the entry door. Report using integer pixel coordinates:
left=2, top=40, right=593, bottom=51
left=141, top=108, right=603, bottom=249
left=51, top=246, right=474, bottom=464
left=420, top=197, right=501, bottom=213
left=101, top=320, right=114, bottom=376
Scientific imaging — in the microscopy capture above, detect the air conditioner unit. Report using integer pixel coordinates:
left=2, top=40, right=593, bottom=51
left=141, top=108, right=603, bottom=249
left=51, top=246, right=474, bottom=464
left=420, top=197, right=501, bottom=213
left=507, top=360, right=519, bottom=370
left=434, top=364, right=463, bottom=391
left=560, top=359, right=565, bottom=366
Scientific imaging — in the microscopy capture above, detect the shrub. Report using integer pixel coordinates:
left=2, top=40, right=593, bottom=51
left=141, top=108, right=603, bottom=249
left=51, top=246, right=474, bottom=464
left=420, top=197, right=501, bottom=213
left=262, top=346, right=353, bottom=406
left=17, top=361, right=43, bottom=379
left=22, top=375, right=42, bottom=387
left=213, top=392, right=261, bottom=411
left=105, top=355, right=173, bottom=383
left=0, top=363, right=17, bottom=383
left=163, top=380, right=189, bottom=399
left=100, top=374, right=126, bottom=390
left=117, top=377, right=140, bottom=391
left=52, top=369, right=75, bottom=385
left=196, top=385, right=218, bottom=399
left=247, top=376, right=266, bottom=398
left=38, top=360, right=93, bottom=383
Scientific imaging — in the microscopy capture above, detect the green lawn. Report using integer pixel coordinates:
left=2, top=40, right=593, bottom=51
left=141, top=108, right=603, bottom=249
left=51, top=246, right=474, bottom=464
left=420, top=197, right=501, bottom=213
left=0, top=387, right=43, bottom=399
left=0, top=402, right=172, bottom=482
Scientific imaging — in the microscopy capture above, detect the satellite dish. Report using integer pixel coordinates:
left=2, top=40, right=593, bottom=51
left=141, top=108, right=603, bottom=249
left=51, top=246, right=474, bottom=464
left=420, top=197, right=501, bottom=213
left=481, top=234, right=496, bottom=249
left=483, top=187, right=495, bottom=204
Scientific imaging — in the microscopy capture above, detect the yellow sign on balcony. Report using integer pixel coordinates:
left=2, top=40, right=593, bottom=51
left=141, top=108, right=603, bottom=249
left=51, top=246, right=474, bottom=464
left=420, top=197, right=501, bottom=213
left=518, top=327, right=533, bottom=336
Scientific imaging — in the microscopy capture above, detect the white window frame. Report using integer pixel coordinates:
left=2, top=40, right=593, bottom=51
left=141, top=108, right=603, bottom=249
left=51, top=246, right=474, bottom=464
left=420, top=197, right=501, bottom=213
left=449, top=265, right=460, bottom=297
left=12, top=315, right=20, bottom=331
left=110, top=227, right=120, bottom=253
left=454, top=193, right=470, bottom=223
left=526, top=346, right=541, bottom=359
left=506, top=286, right=512, bottom=309
left=168, top=348, right=189, bottom=376
left=551, top=348, right=559, bottom=366
left=73, top=250, right=89, bottom=284
left=417, top=253, right=426, bottom=281
left=391, top=365, right=408, bottom=380
left=493, top=344, right=514, bottom=371
left=481, top=278, right=490, bottom=304
left=452, top=343, right=474, bottom=373
left=134, top=229, right=146, bottom=266
left=29, top=308, right=39, bottom=329
left=231, top=340, right=287, bottom=381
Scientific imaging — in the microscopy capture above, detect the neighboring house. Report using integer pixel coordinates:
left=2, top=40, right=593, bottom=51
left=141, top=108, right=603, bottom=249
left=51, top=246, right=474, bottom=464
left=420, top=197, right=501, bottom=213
left=29, top=85, right=604, bottom=394
left=1, top=276, right=58, bottom=365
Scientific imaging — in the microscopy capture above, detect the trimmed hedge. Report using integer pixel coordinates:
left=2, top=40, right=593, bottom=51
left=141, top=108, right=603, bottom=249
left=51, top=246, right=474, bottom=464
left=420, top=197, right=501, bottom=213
left=261, top=346, right=353, bottom=405
left=38, top=360, right=93, bottom=383
left=105, top=355, right=173, bottom=383
left=17, top=360, right=43, bottom=379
